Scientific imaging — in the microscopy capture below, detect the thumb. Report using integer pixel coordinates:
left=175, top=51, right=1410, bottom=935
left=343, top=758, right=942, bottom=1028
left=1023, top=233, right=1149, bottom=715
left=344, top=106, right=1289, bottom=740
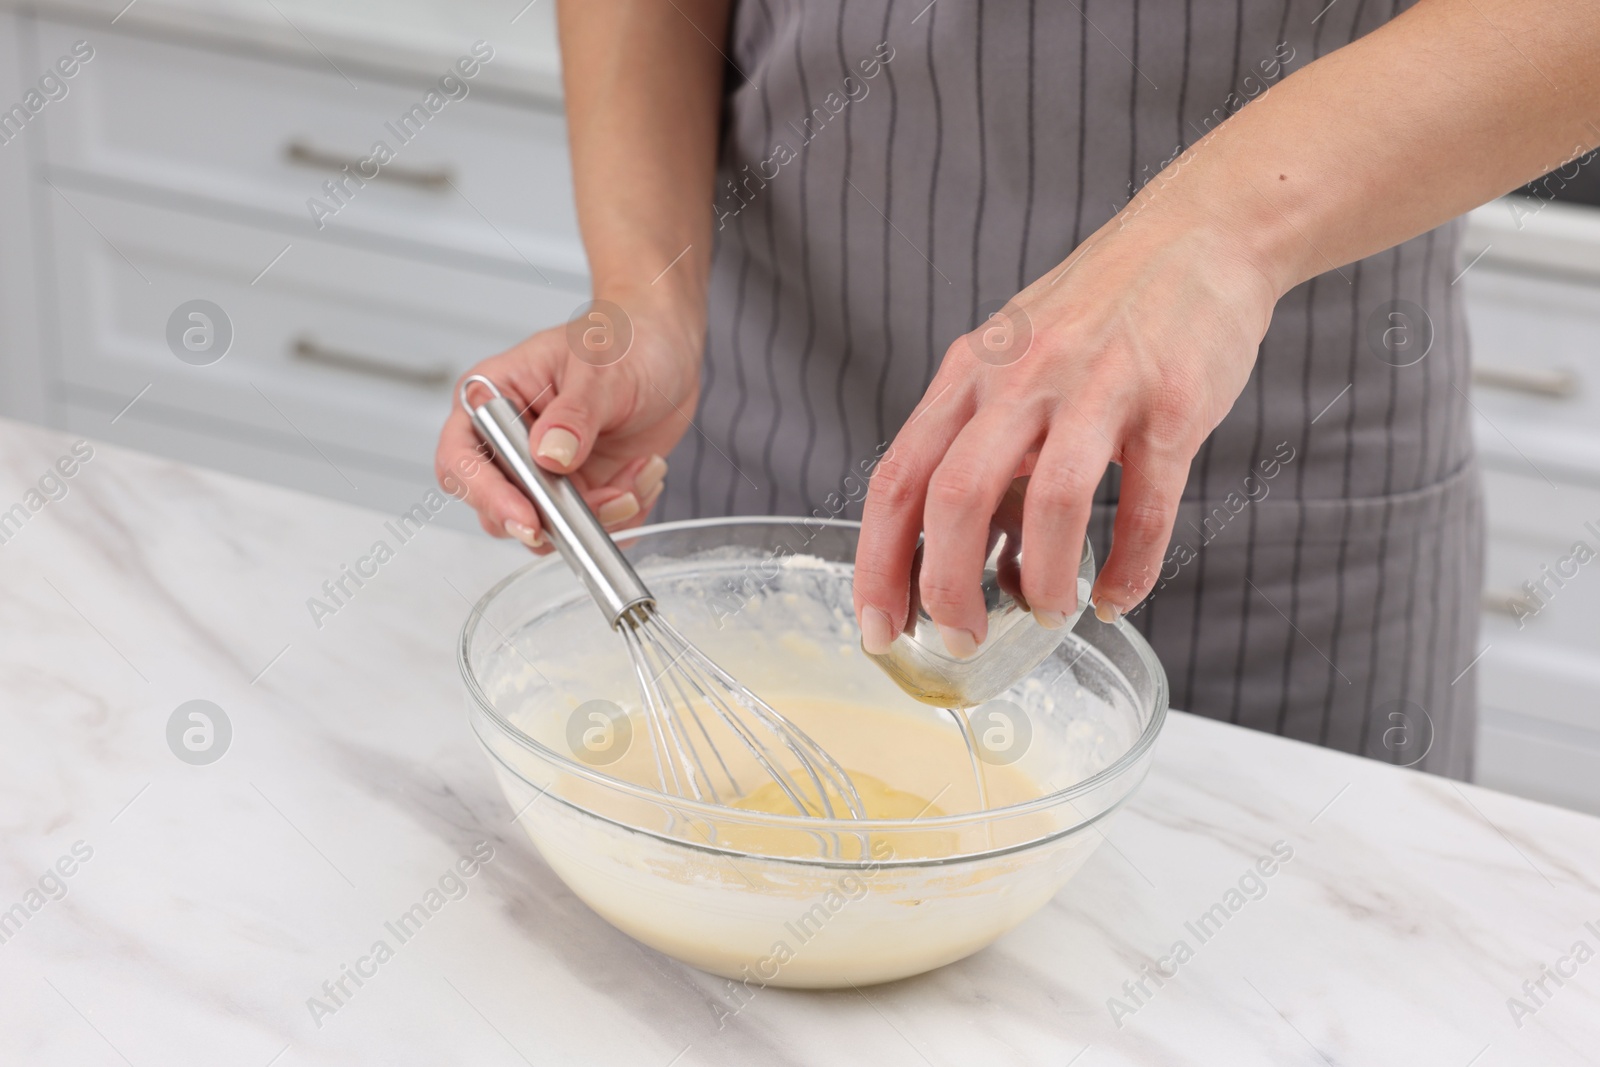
left=524, top=365, right=615, bottom=474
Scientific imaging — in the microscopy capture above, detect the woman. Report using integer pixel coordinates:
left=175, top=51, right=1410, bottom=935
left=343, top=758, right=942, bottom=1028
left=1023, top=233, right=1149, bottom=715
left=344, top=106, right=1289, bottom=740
left=437, top=0, right=1600, bottom=779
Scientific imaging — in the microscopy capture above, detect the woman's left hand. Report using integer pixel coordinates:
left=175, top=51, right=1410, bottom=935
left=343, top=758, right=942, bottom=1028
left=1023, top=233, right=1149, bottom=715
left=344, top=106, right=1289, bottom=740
left=852, top=203, right=1282, bottom=655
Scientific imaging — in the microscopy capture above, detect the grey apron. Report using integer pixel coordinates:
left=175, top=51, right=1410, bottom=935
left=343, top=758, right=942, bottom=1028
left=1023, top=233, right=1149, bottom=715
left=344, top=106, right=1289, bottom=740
left=660, top=0, right=1483, bottom=779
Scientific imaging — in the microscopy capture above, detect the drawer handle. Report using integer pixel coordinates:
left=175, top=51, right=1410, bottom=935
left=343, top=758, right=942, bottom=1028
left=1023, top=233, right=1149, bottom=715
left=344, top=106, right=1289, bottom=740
left=1482, top=588, right=1537, bottom=618
left=1471, top=364, right=1580, bottom=399
left=291, top=336, right=452, bottom=388
left=284, top=140, right=453, bottom=191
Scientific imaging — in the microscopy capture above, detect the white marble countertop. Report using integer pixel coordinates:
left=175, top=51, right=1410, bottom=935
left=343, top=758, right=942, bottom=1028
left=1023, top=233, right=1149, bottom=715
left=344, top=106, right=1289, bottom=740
left=3, top=0, right=563, bottom=99
left=2, top=416, right=1599, bottom=1067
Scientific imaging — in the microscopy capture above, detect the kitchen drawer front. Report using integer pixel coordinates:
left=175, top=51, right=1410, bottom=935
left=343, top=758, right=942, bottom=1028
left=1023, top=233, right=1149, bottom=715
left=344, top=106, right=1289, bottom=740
left=1479, top=470, right=1600, bottom=654
left=1475, top=621, right=1600, bottom=736
left=1482, top=542, right=1600, bottom=667
left=47, top=187, right=586, bottom=468
left=1477, top=705, right=1600, bottom=816
left=34, top=18, right=586, bottom=278
left=1476, top=467, right=1600, bottom=750
left=1482, top=468, right=1600, bottom=546
left=1463, top=265, right=1600, bottom=482
left=60, top=402, right=480, bottom=533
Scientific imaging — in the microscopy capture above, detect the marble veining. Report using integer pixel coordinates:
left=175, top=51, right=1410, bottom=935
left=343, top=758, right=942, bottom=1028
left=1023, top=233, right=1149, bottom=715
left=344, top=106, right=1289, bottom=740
left=1, top=418, right=1598, bottom=1066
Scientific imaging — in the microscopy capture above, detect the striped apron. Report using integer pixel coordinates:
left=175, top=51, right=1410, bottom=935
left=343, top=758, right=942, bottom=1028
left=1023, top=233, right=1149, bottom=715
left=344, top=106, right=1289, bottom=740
left=659, top=0, right=1484, bottom=779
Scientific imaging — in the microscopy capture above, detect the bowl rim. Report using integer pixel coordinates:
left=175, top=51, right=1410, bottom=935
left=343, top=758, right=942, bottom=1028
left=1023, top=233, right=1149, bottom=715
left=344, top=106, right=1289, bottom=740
left=459, top=515, right=1169, bottom=836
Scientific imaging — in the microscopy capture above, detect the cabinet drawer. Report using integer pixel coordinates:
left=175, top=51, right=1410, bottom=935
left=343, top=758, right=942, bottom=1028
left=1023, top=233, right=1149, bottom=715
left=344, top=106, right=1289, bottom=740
left=1475, top=630, right=1600, bottom=731
left=1481, top=537, right=1600, bottom=659
left=1477, top=606, right=1600, bottom=735
left=1481, top=468, right=1600, bottom=548
left=1479, top=470, right=1600, bottom=646
left=35, top=18, right=585, bottom=277
left=1464, top=266, right=1600, bottom=482
left=1477, top=470, right=1600, bottom=722
left=60, top=402, right=480, bottom=532
left=47, top=187, right=585, bottom=469
left=1477, top=705, right=1600, bottom=816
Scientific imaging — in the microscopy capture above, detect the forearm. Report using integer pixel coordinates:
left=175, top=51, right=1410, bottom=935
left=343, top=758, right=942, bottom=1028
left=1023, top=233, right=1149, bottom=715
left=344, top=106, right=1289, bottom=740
left=556, top=0, right=730, bottom=312
left=1138, top=0, right=1600, bottom=295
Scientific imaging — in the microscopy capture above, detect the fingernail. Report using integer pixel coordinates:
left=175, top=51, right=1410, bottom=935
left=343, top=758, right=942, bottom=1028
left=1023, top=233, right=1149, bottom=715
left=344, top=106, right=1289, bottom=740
left=505, top=521, right=545, bottom=548
left=859, top=606, right=895, bottom=655
left=635, top=454, right=668, bottom=499
left=597, top=491, right=640, bottom=527
left=1033, top=609, right=1069, bottom=630
left=938, top=624, right=979, bottom=659
left=1094, top=599, right=1123, bottom=624
left=536, top=428, right=579, bottom=467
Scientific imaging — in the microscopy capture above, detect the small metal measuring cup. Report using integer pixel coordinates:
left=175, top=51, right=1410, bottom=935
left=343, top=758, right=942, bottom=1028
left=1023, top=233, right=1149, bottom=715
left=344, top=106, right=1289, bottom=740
left=864, top=477, right=1096, bottom=707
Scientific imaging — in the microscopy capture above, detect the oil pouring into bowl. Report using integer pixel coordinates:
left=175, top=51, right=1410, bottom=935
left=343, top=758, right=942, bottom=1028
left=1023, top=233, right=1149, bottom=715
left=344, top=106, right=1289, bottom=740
left=863, top=476, right=1097, bottom=810
left=459, top=376, right=1169, bottom=987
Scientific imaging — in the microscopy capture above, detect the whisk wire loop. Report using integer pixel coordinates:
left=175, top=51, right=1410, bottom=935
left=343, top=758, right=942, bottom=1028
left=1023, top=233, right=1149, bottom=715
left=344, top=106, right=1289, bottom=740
left=625, top=609, right=819, bottom=816
left=464, top=377, right=867, bottom=824
left=646, top=614, right=866, bottom=820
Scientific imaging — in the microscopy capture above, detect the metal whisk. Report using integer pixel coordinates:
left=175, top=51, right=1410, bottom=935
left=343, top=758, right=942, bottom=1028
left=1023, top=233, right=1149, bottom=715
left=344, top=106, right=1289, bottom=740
left=461, top=376, right=865, bottom=819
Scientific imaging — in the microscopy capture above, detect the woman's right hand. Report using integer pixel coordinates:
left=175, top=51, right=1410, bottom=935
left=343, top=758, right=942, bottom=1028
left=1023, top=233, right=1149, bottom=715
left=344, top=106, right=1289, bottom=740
left=435, top=294, right=704, bottom=549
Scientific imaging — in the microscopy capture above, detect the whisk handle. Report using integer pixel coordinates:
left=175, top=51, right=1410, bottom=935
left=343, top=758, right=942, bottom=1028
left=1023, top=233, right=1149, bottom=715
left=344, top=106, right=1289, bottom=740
left=461, top=375, right=654, bottom=627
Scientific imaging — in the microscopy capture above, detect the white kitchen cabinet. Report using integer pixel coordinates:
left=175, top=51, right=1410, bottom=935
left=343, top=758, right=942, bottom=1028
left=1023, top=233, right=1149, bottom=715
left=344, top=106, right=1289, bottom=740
left=1, top=4, right=583, bottom=528
left=44, top=187, right=583, bottom=473
left=1477, top=707, right=1600, bottom=816
left=57, top=401, right=453, bottom=518
left=31, top=18, right=587, bottom=280
left=0, top=17, right=47, bottom=423
left=1464, top=265, right=1600, bottom=485
left=1463, top=201, right=1600, bottom=814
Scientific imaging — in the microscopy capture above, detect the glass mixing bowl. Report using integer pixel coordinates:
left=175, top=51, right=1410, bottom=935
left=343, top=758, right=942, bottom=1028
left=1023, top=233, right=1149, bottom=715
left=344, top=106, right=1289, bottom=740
left=461, top=517, right=1167, bottom=989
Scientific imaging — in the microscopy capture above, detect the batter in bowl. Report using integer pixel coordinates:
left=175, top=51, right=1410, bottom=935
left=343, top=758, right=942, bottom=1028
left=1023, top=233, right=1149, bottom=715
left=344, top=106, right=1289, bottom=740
left=559, top=696, right=1050, bottom=862
left=474, top=547, right=1147, bottom=986
left=504, top=692, right=1090, bottom=987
